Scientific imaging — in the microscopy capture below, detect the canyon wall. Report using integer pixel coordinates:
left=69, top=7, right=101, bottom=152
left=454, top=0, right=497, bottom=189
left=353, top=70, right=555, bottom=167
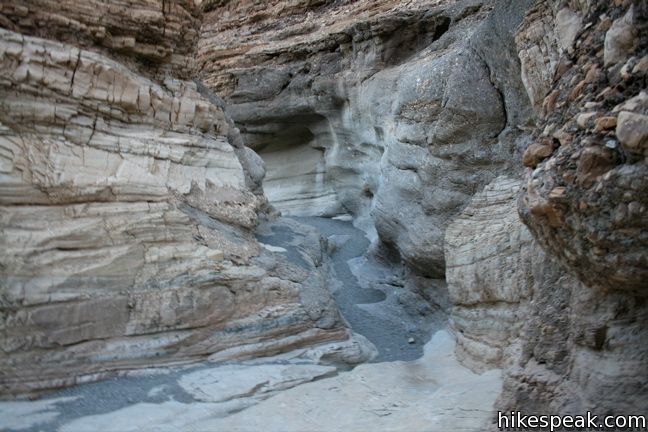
left=196, top=0, right=534, bottom=279
left=448, top=0, right=648, bottom=416
left=445, top=176, right=534, bottom=372
left=0, top=0, right=646, bottom=419
left=501, top=0, right=648, bottom=414
left=0, top=1, right=349, bottom=395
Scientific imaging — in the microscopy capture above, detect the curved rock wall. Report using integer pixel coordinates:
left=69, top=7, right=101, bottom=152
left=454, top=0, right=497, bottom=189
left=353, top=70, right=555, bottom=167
left=193, top=0, right=648, bottom=417
left=444, top=0, right=648, bottom=416
left=445, top=177, right=533, bottom=371
left=189, top=0, right=648, bottom=414
left=196, top=0, right=535, bottom=278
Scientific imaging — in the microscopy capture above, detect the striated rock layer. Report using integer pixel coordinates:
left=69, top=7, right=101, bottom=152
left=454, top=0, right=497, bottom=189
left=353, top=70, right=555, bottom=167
left=445, top=177, right=534, bottom=371
left=0, top=3, right=349, bottom=395
left=1, top=0, right=646, bottom=420
left=446, top=0, right=648, bottom=418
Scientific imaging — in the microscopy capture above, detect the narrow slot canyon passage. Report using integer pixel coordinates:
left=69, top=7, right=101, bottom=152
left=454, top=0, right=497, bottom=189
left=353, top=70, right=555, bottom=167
left=258, top=215, right=438, bottom=362
left=258, top=138, right=339, bottom=217
left=253, top=122, right=442, bottom=362
left=2, top=151, right=490, bottom=431
left=2, top=212, right=501, bottom=432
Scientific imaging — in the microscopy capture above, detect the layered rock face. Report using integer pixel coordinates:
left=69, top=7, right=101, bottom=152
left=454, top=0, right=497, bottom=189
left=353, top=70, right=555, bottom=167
left=445, top=177, right=534, bottom=371
left=445, top=174, right=637, bottom=415
left=0, top=2, right=347, bottom=395
left=445, top=0, right=648, bottom=416
left=260, top=135, right=339, bottom=216
left=0, top=0, right=200, bottom=78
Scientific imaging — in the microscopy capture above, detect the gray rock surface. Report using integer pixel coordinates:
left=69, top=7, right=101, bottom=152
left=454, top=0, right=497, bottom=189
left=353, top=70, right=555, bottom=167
left=197, top=0, right=536, bottom=279
left=0, top=336, right=373, bottom=432
left=1, top=0, right=647, bottom=426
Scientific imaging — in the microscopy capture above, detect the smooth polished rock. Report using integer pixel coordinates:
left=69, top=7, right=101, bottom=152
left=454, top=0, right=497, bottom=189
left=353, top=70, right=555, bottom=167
left=197, top=0, right=535, bottom=276
left=56, top=330, right=503, bottom=432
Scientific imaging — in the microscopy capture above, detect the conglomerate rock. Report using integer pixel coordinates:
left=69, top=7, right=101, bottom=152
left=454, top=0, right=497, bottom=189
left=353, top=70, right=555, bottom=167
left=500, top=0, right=648, bottom=416
left=517, top=0, right=648, bottom=290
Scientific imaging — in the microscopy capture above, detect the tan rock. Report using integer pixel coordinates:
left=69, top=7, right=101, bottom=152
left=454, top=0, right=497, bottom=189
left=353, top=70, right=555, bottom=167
left=632, top=55, right=648, bottom=74
left=616, top=111, right=648, bottom=154
left=554, top=8, right=582, bottom=54
left=523, top=141, right=554, bottom=168
left=548, top=186, right=566, bottom=199
left=604, top=7, right=636, bottom=67
left=445, top=177, right=533, bottom=371
left=576, top=146, right=619, bottom=187
left=595, top=115, right=617, bottom=131
left=584, top=64, right=601, bottom=83
left=0, top=26, right=345, bottom=395
left=542, top=89, right=560, bottom=115
left=569, top=79, right=586, bottom=101
left=576, top=111, right=598, bottom=128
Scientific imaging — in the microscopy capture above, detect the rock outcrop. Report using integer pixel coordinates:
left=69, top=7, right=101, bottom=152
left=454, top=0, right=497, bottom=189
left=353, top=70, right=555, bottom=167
left=0, top=0, right=199, bottom=78
left=517, top=0, right=648, bottom=291
left=445, top=0, right=648, bottom=418
left=0, top=2, right=350, bottom=395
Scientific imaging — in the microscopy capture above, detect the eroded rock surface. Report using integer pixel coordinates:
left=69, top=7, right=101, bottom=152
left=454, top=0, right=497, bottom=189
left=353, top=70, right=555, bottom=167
left=0, top=4, right=348, bottom=395
left=0, top=0, right=199, bottom=77
left=196, top=0, right=535, bottom=279
left=517, top=0, right=648, bottom=290
left=444, top=174, right=648, bottom=416
left=1, top=0, right=647, bottom=426
left=499, top=0, right=648, bottom=416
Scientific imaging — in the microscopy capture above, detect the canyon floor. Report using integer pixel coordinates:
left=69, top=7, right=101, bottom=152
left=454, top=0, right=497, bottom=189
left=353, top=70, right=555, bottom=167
left=1, top=217, right=502, bottom=432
